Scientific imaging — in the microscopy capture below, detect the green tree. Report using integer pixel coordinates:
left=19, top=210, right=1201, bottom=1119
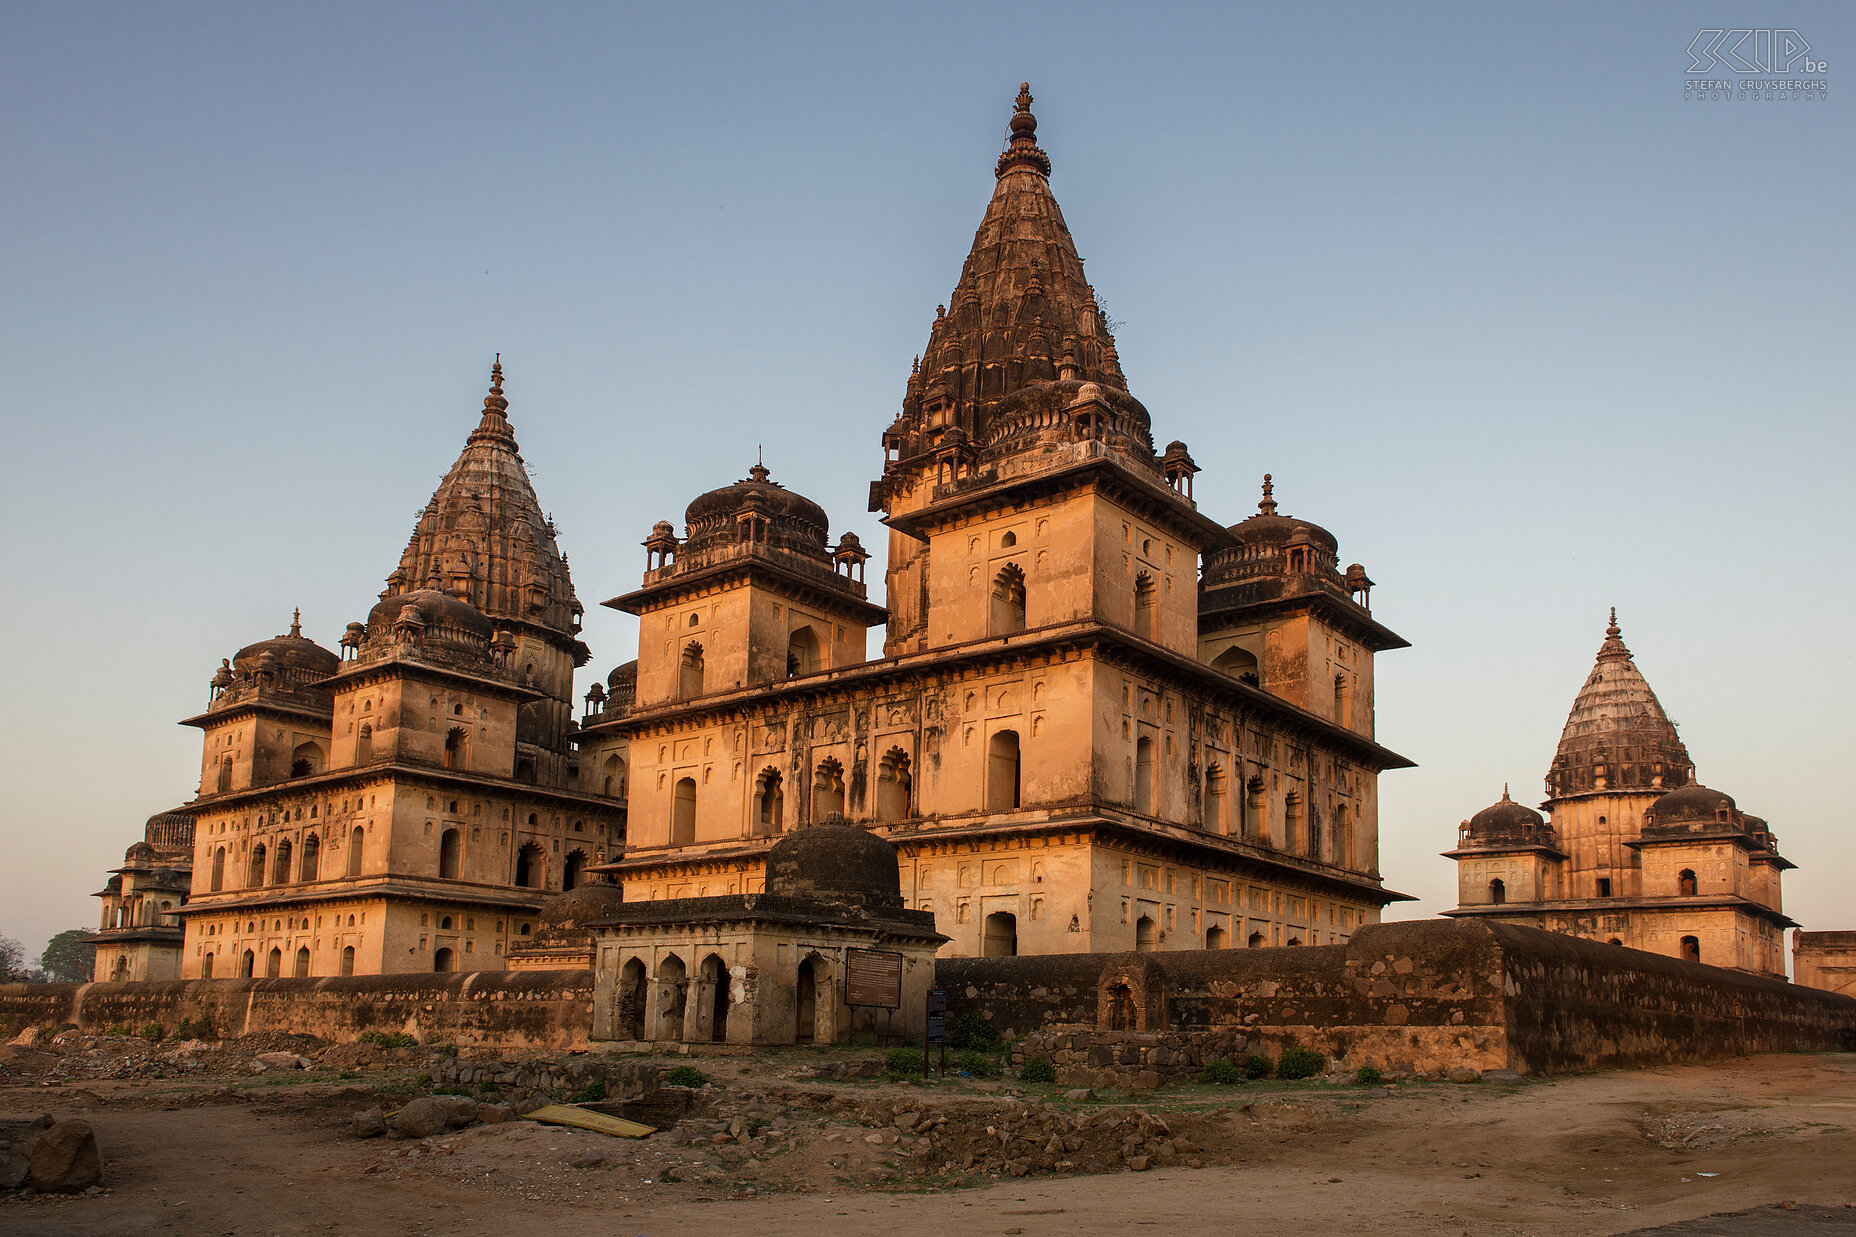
left=40, top=929, right=95, bottom=983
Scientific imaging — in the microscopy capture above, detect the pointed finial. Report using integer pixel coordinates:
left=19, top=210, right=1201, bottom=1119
left=1607, top=606, right=1619, bottom=638
left=290, top=607, right=302, bottom=638
left=1258, top=473, right=1277, bottom=516
left=1502, top=782, right=1511, bottom=800
left=748, top=457, right=771, bottom=484
left=483, top=354, right=509, bottom=416
left=996, top=81, right=1052, bottom=178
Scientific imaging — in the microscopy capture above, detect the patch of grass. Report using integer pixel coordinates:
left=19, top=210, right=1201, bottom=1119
left=946, top=1013, right=1001, bottom=1051
left=1276, top=1045, right=1326, bottom=1080
left=356, top=1030, right=418, bottom=1049
left=1242, top=1053, right=1274, bottom=1080
left=339, top=1069, right=362, bottom=1081
left=955, top=1051, right=998, bottom=1078
left=1019, top=1056, right=1056, bottom=1084
left=885, top=1047, right=924, bottom=1078
left=431, top=1084, right=472, bottom=1097
left=1199, top=1058, right=1244, bottom=1085
left=138, top=1022, right=166, bottom=1043
left=569, top=1079, right=607, bottom=1103
left=1354, top=1065, right=1383, bottom=1085
left=662, top=1065, right=709, bottom=1088
left=104, top=1022, right=132, bottom=1037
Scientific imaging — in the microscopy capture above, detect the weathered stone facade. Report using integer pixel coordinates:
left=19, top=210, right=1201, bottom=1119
left=1445, top=613, right=1792, bottom=975
left=576, top=85, right=1414, bottom=961
left=85, top=362, right=626, bottom=980
left=1795, top=930, right=1856, bottom=996
left=86, top=811, right=194, bottom=982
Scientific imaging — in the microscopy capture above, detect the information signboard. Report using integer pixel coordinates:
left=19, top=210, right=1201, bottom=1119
left=925, top=988, right=948, bottom=1044
left=845, top=948, right=903, bottom=1009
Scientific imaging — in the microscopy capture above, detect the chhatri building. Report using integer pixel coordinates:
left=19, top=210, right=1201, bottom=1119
left=164, top=364, right=625, bottom=978
left=574, top=85, right=1416, bottom=957
left=1444, top=611, right=1794, bottom=976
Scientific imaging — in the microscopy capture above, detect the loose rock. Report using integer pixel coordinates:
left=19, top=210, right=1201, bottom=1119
left=28, top=1120, right=103, bottom=1193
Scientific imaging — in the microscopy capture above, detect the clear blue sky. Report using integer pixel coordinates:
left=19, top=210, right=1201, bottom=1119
left=3, top=3, right=1849, bottom=964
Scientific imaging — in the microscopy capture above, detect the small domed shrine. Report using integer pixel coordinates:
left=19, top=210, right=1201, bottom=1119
left=586, top=816, right=943, bottom=1046
left=1445, top=611, right=1793, bottom=975
left=86, top=809, right=195, bottom=981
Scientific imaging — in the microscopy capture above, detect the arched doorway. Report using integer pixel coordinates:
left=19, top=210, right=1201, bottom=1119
left=619, top=957, right=647, bottom=1040
left=1680, top=935, right=1701, bottom=963
left=240, top=949, right=255, bottom=977
left=988, top=730, right=1021, bottom=811
left=564, top=850, right=588, bottom=890
left=671, top=778, right=697, bottom=845
left=795, top=956, right=819, bottom=1044
left=202, top=952, right=215, bottom=978
left=1489, top=878, right=1506, bottom=904
left=265, top=948, right=282, bottom=978
left=1135, top=916, right=1158, bottom=952
left=293, top=946, right=310, bottom=977
left=701, top=954, right=729, bottom=1043
left=983, top=911, right=1018, bottom=957
left=654, top=955, right=688, bottom=1041
left=434, top=947, right=455, bottom=973
left=439, top=829, right=462, bottom=879
left=1206, top=925, right=1227, bottom=950
left=340, top=946, right=355, bottom=976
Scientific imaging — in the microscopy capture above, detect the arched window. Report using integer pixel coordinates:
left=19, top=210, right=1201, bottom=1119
left=439, top=829, right=462, bottom=879
left=299, top=834, right=320, bottom=882
left=752, top=768, right=784, bottom=836
left=876, top=748, right=913, bottom=823
left=273, top=838, right=293, bottom=885
left=812, top=758, right=846, bottom=819
left=240, top=949, right=255, bottom=977
left=654, top=954, right=688, bottom=1042
left=217, top=756, right=233, bottom=793
left=346, top=826, right=365, bottom=878
left=701, top=953, right=730, bottom=1043
left=210, top=847, right=226, bottom=892
left=1212, top=645, right=1259, bottom=686
left=602, top=753, right=627, bottom=799
left=1204, top=764, right=1227, bottom=833
left=265, top=948, right=282, bottom=978
left=564, top=850, right=587, bottom=890
left=444, top=727, right=466, bottom=770
left=202, top=952, right=215, bottom=978
left=795, top=956, right=818, bottom=1044
left=991, top=564, right=1027, bottom=635
left=293, top=946, right=310, bottom=978
left=1247, top=932, right=1266, bottom=948
left=1489, top=878, right=1506, bottom=904
left=357, top=724, right=373, bottom=762
left=247, top=843, right=267, bottom=888
left=434, top=947, right=455, bottom=973
left=678, top=642, right=705, bottom=700
left=515, top=843, right=546, bottom=889
left=1678, top=869, right=1698, bottom=896
left=1680, top=935, right=1701, bottom=963
left=1333, top=675, right=1350, bottom=728
left=1134, top=571, right=1158, bottom=641
left=988, top=730, right=1021, bottom=811
left=618, top=957, right=647, bottom=1040
left=1206, top=925, right=1227, bottom=949
left=1134, top=915, right=1158, bottom=952
left=340, top=946, right=355, bottom=976
left=290, top=741, right=322, bottom=779
left=671, top=778, right=697, bottom=846
left=786, top=626, right=821, bottom=678
left=982, top=911, right=1018, bottom=957
left=1134, top=736, right=1156, bottom=815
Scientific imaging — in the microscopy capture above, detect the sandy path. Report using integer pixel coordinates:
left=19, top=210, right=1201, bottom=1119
left=4, top=1053, right=1852, bottom=1237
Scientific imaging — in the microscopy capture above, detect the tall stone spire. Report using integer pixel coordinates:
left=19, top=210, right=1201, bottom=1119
left=383, top=359, right=583, bottom=648
left=903, top=83, right=1132, bottom=443
left=1547, top=610, right=1691, bottom=799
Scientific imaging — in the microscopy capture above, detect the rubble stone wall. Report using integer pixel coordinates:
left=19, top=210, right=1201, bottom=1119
left=0, top=970, right=593, bottom=1048
left=940, top=920, right=1856, bottom=1077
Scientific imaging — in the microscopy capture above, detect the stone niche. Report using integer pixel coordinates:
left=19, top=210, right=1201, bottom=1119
left=587, top=816, right=946, bottom=1047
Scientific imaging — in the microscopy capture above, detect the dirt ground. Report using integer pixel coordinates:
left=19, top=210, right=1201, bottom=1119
left=3, top=1040, right=1853, bottom=1237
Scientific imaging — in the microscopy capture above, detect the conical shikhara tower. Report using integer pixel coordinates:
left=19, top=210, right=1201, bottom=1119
left=161, top=359, right=623, bottom=982
left=577, top=82, right=1415, bottom=976
left=1445, top=610, right=1793, bottom=976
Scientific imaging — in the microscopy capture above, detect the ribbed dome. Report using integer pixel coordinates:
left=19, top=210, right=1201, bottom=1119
left=365, top=588, right=494, bottom=640
left=1548, top=610, right=1692, bottom=799
left=765, top=817, right=904, bottom=911
left=1648, top=782, right=1737, bottom=825
left=1469, top=788, right=1546, bottom=834
left=231, top=615, right=339, bottom=682
left=537, top=880, right=625, bottom=927
left=606, top=660, right=638, bottom=690
left=683, top=465, right=829, bottom=547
